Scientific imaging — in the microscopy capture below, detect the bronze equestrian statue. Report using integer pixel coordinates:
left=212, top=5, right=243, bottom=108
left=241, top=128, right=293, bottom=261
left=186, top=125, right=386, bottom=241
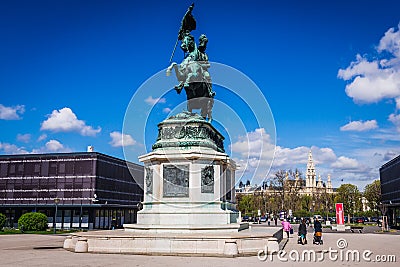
left=167, top=3, right=215, bottom=122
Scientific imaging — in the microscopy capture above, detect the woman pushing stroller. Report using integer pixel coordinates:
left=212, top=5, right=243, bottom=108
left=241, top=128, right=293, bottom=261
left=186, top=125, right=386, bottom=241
left=313, top=218, right=323, bottom=245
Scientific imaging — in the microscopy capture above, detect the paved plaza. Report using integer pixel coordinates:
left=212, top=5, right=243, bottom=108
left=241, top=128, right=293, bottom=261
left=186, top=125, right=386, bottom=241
left=0, top=227, right=399, bottom=267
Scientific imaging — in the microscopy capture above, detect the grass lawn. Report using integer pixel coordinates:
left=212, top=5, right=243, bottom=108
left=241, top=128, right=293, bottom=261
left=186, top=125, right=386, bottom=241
left=0, top=228, right=80, bottom=235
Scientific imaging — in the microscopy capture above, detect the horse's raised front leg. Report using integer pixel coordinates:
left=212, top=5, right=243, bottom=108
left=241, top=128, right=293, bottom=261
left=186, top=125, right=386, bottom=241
left=166, top=62, right=177, bottom=76
left=207, top=98, right=214, bottom=122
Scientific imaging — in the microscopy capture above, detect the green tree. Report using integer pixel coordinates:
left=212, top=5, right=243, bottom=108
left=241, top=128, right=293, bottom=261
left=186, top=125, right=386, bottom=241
left=269, top=170, right=286, bottom=211
left=237, top=194, right=255, bottom=215
left=335, top=184, right=362, bottom=222
left=301, top=195, right=312, bottom=211
left=18, top=212, right=48, bottom=231
left=363, top=180, right=381, bottom=214
left=0, top=213, right=6, bottom=230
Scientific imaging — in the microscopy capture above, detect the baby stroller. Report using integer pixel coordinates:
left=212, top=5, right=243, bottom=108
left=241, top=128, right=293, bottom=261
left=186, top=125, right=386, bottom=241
left=313, top=231, right=323, bottom=245
left=297, top=234, right=307, bottom=245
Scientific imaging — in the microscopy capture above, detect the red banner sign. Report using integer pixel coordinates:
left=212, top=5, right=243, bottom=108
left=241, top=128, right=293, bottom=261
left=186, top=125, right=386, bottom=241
left=336, top=203, right=345, bottom=225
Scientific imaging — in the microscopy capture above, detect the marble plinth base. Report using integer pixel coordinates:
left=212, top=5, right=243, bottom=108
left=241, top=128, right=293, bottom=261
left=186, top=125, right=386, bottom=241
left=64, top=228, right=281, bottom=257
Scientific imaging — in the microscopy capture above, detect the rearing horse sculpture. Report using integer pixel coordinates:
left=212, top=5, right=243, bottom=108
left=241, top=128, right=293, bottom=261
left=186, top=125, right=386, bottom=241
left=167, top=4, right=215, bottom=122
left=167, top=54, right=214, bottom=121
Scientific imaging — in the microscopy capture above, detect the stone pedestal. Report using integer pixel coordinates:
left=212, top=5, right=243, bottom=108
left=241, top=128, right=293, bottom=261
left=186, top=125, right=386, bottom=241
left=124, top=112, right=245, bottom=233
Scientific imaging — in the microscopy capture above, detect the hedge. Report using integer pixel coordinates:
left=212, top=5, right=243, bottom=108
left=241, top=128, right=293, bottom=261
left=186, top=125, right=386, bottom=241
left=18, top=212, right=48, bottom=231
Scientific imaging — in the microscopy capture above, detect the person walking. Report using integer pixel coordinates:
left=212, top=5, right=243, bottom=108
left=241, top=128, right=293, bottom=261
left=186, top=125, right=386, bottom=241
left=274, top=216, right=278, bottom=226
left=282, top=218, right=292, bottom=238
left=298, top=218, right=307, bottom=245
left=313, top=218, right=323, bottom=244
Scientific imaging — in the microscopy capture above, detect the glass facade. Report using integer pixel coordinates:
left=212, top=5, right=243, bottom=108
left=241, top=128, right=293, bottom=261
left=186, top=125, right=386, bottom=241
left=0, top=152, right=143, bottom=229
left=380, top=155, right=400, bottom=228
left=380, top=156, right=400, bottom=204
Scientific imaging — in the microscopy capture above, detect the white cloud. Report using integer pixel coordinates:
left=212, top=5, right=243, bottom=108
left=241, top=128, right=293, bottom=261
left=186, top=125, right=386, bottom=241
left=273, top=146, right=337, bottom=168
left=230, top=129, right=339, bottom=182
left=109, top=131, right=136, bottom=147
left=378, top=22, right=400, bottom=58
left=37, top=134, right=47, bottom=142
left=330, top=156, right=368, bottom=172
left=384, top=150, right=398, bottom=161
left=16, top=133, right=31, bottom=143
left=31, top=139, right=71, bottom=153
left=273, top=146, right=309, bottom=167
left=230, top=128, right=275, bottom=182
left=45, top=140, right=65, bottom=152
left=230, top=128, right=275, bottom=158
left=41, top=107, right=101, bottom=136
left=311, top=147, right=337, bottom=164
left=145, top=96, right=166, bottom=105
left=0, top=104, right=25, bottom=120
left=388, top=113, right=400, bottom=132
left=163, top=107, right=172, bottom=113
left=340, top=120, right=378, bottom=132
left=331, top=156, right=358, bottom=169
left=0, top=139, right=71, bottom=155
left=396, top=97, right=400, bottom=109
left=0, top=142, right=28, bottom=154
left=338, top=24, right=400, bottom=104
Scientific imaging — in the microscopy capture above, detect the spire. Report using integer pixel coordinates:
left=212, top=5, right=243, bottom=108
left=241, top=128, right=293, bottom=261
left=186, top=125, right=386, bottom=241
left=317, top=174, right=323, bottom=188
left=306, top=150, right=316, bottom=175
left=295, top=170, right=300, bottom=187
left=306, top=149, right=316, bottom=190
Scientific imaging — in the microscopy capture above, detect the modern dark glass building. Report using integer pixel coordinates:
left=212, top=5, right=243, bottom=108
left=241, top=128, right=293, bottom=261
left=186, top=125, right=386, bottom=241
left=380, top=154, right=400, bottom=228
left=0, top=152, right=144, bottom=229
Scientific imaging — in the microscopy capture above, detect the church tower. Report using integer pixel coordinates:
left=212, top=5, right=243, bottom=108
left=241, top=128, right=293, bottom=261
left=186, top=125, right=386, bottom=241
left=306, top=150, right=316, bottom=195
left=327, top=174, right=333, bottom=193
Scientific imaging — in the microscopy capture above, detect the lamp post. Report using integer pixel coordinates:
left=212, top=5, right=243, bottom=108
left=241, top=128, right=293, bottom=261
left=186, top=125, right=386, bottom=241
left=53, top=198, right=60, bottom=234
left=326, top=199, right=329, bottom=222
left=79, top=200, right=83, bottom=230
left=312, top=200, right=315, bottom=215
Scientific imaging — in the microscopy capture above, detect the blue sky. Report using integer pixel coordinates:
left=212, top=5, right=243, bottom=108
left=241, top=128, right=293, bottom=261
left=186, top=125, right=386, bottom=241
left=1, top=0, right=400, bottom=190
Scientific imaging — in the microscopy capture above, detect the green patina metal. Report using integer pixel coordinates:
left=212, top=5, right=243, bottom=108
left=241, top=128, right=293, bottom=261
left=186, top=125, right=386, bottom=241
left=152, top=111, right=224, bottom=152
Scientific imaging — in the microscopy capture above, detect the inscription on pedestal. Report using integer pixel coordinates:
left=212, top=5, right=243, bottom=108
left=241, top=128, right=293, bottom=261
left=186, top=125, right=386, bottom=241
left=201, top=165, right=214, bottom=193
left=145, top=167, right=153, bottom=194
left=163, top=164, right=189, bottom=197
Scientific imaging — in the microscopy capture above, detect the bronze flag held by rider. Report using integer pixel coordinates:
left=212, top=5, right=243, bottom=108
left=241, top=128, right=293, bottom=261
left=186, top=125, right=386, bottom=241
left=167, top=3, right=215, bottom=122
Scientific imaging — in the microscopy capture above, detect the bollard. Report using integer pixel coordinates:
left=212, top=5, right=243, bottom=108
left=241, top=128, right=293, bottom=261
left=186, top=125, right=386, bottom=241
left=75, top=237, right=88, bottom=253
left=63, top=236, right=73, bottom=250
left=223, top=240, right=238, bottom=256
